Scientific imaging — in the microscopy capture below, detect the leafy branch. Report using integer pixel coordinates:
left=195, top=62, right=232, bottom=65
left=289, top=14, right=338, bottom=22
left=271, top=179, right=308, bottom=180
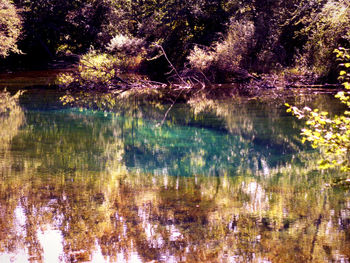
left=286, top=47, right=350, bottom=172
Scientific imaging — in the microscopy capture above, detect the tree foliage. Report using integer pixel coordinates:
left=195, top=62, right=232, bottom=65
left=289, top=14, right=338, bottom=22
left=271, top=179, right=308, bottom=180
left=294, top=0, right=350, bottom=78
left=13, top=0, right=112, bottom=58
left=0, top=0, right=21, bottom=57
left=1, top=0, right=350, bottom=82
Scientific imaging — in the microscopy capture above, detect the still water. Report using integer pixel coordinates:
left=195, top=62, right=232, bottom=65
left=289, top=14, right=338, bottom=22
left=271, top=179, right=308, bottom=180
left=0, top=88, right=349, bottom=262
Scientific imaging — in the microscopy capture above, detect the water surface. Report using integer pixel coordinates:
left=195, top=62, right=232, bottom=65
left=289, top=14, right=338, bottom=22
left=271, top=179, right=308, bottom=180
left=0, top=87, right=349, bottom=262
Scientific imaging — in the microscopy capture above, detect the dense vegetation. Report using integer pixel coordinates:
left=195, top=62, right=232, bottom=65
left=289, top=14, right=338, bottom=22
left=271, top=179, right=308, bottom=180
left=0, top=0, right=349, bottom=86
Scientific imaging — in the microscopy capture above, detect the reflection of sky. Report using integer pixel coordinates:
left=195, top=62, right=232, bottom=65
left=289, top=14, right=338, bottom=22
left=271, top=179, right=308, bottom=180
left=242, top=181, right=269, bottom=214
left=0, top=250, right=29, bottom=263
left=0, top=205, right=28, bottom=262
left=37, top=227, right=144, bottom=263
left=4, top=205, right=145, bottom=263
left=37, top=226, right=63, bottom=263
left=14, top=205, right=26, bottom=233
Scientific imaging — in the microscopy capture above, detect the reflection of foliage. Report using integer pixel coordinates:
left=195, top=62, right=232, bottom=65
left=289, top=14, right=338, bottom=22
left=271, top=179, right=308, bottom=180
left=0, top=89, right=25, bottom=259
left=13, top=110, right=124, bottom=172
left=0, top=89, right=23, bottom=114
left=59, top=90, right=337, bottom=177
left=1, top=155, right=349, bottom=262
left=0, top=90, right=24, bottom=152
left=288, top=48, right=350, bottom=171
left=60, top=91, right=130, bottom=112
left=0, top=92, right=350, bottom=261
left=188, top=96, right=306, bottom=168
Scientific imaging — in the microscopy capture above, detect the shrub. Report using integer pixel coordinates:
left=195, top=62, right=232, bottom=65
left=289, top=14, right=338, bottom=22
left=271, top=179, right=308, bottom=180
left=187, top=20, right=254, bottom=81
left=107, top=34, right=146, bottom=56
left=57, top=50, right=121, bottom=90
left=57, top=42, right=149, bottom=91
left=106, top=34, right=147, bottom=71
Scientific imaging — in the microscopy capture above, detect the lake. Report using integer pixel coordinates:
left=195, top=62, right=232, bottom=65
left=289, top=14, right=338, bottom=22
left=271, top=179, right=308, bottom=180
left=0, top=85, right=349, bottom=262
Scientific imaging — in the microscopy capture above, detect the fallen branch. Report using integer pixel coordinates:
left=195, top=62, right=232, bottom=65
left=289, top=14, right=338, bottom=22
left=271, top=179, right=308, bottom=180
left=287, top=84, right=341, bottom=89
left=155, top=44, right=188, bottom=86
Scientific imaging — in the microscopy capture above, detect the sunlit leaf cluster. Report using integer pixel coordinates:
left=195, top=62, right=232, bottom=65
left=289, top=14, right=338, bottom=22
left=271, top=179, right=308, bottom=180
left=57, top=51, right=121, bottom=90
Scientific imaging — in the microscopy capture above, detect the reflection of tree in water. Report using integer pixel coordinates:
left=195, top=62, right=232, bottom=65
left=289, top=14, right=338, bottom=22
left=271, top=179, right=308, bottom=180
left=0, top=94, right=349, bottom=262
left=94, top=170, right=350, bottom=262
left=0, top=91, right=27, bottom=260
left=59, top=90, right=344, bottom=177
left=120, top=97, right=308, bottom=177
left=60, top=90, right=310, bottom=175
left=0, top=90, right=25, bottom=157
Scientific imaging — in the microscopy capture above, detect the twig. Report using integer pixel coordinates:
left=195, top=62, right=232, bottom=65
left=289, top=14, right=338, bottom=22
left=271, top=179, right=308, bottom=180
left=155, top=44, right=188, bottom=86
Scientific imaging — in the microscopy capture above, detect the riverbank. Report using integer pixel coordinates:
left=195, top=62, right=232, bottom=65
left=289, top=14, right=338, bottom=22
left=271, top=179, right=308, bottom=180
left=0, top=68, right=343, bottom=106
left=0, top=68, right=74, bottom=88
